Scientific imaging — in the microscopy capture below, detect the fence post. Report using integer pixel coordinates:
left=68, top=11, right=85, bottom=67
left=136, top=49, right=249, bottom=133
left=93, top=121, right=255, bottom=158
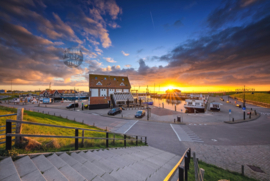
left=188, top=148, right=191, bottom=164
left=106, top=132, right=109, bottom=148
left=145, top=137, right=147, bottom=145
left=113, top=134, right=115, bottom=145
left=179, top=166, right=184, bottom=181
left=200, top=168, right=205, bottom=181
left=6, top=121, right=12, bottom=150
left=136, top=136, right=138, bottom=146
left=193, top=152, right=197, bottom=181
left=15, top=108, right=24, bottom=145
left=185, top=155, right=188, bottom=181
left=124, top=135, right=126, bottom=147
left=75, top=129, right=78, bottom=150
left=81, top=130, right=84, bottom=147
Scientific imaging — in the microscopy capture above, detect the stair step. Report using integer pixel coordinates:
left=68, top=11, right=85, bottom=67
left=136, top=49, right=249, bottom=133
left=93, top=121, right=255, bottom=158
left=91, top=176, right=105, bottom=181
left=82, top=161, right=106, bottom=176
left=100, top=173, right=118, bottom=181
left=70, top=152, right=88, bottom=164
left=47, top=153, right=86, bottom=181
left=0, top=157, right=21, bottom=181
left=72, top=164, right=97, bottom=181
left=14, top=156, right=46, bottom=181
left=32, top=155, right=68, bottom=181
left=92, top=158, right=120, bottom=170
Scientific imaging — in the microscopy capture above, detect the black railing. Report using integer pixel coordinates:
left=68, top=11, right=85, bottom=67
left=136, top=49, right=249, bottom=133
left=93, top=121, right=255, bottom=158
left=0, top=113, right=17, bottom=145
left=164, top=148, right=191, bottom=181
left=5, top=119, right=147, bottom=150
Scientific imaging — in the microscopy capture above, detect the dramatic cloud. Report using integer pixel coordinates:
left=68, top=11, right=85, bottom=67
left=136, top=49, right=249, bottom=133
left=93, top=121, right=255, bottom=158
left=0, top=0, right=122, bottom=87
left=103, top=57, right=116, bottom=63
left=206, top=0, right=270, bottom=29
left=121, top=51, right=129, bottom=56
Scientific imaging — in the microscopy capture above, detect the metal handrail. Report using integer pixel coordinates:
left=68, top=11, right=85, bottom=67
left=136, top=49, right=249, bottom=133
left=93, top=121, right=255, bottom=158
left=6, top=120, right=146, bottom=138
left=164, top=148, right=190, bottom=181
left=5, top=119, right=147, bottom=150
left=0, top=113, right=17, bottom=117
left=6, top=133, right=137, bottom=140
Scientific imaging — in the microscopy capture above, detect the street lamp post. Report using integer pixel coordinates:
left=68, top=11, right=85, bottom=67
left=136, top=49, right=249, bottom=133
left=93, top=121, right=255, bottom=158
left=74, top=87, right=75, bottom=111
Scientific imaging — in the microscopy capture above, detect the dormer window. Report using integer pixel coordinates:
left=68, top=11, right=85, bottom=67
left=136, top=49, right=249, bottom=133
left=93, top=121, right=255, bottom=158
left=96, top=81, right=102, bottom=85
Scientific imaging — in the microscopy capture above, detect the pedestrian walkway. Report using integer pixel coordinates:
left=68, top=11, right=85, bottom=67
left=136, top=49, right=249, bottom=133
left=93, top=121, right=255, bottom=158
left=170, top=124, right=204, bottom=143
left=111, top=120, right=138, bottom=134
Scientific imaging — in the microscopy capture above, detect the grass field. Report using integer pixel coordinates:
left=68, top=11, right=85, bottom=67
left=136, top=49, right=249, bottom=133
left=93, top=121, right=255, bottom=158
left=0, top=106, right=142, bottom=155
left=231, top=93, right=270, bottom=104
left=188, top=158, right=258, bottom=181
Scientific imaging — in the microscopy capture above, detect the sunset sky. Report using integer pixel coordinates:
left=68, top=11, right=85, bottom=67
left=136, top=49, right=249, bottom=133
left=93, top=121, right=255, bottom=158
left=0, top=0, right=269, bottom=92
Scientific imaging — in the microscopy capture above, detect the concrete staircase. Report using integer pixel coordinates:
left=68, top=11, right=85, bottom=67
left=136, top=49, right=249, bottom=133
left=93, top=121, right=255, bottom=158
left=0, top=146, right=181, bottom=181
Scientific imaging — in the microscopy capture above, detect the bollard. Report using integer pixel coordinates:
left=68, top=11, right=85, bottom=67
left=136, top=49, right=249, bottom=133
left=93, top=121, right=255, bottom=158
left=174, top=119, right=175, bottom=123
left=242, top=165, right=244, bottom=176
left=232, top=118, right=234, bottom=122
left=255, top=110, right=257, bottom=115
left=93, top=123, right=95, bottom=126
left=74, top=118, right=75, bottom=121
left=54, top=113, right=55, bottom=116
left=249, top=112, right=251, bottom=119
left=82, top=120, right=84, bottom=124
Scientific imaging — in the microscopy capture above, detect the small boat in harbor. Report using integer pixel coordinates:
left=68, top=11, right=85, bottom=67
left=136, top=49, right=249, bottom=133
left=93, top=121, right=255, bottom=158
left=209, top=102, right=222, bottom=111
left=138, top=96, right=153, bottom=105
left=184, top=99, right=205, bottom=113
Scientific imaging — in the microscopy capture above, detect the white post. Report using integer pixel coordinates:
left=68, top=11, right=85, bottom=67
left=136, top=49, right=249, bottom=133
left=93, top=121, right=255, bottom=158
left=15, top=108, right=24, bottom=145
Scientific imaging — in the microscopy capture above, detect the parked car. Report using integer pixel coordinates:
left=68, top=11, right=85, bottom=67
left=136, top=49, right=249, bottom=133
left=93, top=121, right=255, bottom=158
left=135, top=110, right=145, bottom=118
left=226, top=100, right=230, bottom=103
left=66, top=103, right=78, bottom=109
left=220, top=98, right=224, bottom=101
left=108, top=107, right=122, bottom=115
left=236, top=104, right=242, bottom=108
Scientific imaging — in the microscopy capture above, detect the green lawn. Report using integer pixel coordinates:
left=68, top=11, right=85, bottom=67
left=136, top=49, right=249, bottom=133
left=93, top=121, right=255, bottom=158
left=0, top=106, right=144, bottom=156
left=188, top=158, right=258, bottom=181
left=231, top=93, right=270, bottom=104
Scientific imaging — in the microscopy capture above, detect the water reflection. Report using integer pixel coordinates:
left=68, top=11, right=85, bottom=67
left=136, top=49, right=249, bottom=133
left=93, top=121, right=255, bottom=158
left=151, top=98, right=186, bottom=112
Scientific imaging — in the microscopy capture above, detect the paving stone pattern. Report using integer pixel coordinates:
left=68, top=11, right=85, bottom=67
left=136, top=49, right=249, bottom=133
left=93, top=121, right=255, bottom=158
left=0, top=146, right=181, bottom=181
left=183, top=142, right=270, bottom=181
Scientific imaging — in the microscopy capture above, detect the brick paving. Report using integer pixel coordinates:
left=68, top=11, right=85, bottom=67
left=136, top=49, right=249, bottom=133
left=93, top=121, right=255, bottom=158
left=183, top=142, right=270, bottom=181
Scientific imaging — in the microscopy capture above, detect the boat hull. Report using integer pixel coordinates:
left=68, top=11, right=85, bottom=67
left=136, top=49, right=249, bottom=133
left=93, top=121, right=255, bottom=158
left=185, top=107, right=205, bottom=113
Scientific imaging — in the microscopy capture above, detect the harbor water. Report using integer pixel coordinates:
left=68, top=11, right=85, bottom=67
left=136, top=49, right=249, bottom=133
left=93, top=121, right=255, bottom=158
left=151, top=98, right=186, bottom=112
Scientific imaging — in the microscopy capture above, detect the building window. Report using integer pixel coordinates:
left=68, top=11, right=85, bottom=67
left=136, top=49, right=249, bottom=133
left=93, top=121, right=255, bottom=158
left=122, top=78, right=124, bottom=81
left=95, top=77, right=97, bottom=79
left=104, top=77, right=106, bottom=80
left=114, top=78, right=116, bottom=80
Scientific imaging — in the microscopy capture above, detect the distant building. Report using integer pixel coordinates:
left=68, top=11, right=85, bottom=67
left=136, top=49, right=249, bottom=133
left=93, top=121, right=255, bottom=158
left=89, top=74, right=131, bottom=97
left=89, top=74, right=132, bottom=108
left=0, top=89, right=7, bottom=93
left=40, top=90, right=78, bottom=98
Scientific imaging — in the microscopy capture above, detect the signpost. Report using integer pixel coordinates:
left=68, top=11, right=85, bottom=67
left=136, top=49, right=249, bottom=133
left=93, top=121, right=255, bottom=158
left=242, top=107, right=246, bottom=120
left=229, top=109, right=231, bottom=121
